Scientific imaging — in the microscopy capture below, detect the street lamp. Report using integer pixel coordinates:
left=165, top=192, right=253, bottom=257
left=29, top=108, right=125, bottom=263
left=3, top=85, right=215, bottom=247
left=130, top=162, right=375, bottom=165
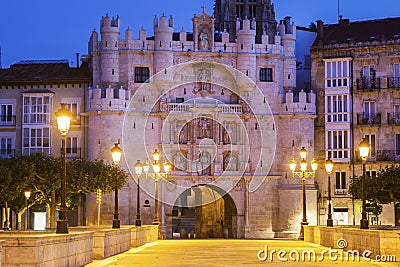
left=145, top=149, right=171, bottom=238
left=359, top=138, right=370, bottom=229
left=55, top=103, right=72, bottom=234
left=24, top=191, right=31, bottom=230
left=289, top=147, right=318, bottom=240
left=134, top=159, right=149, bottom=226
left=111, top=143, right=122, bottom=229
left=325, top=158, right=334, bottom=227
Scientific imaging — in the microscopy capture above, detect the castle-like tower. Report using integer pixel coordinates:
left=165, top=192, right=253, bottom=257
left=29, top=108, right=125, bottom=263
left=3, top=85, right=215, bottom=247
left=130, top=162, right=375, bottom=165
left=86, top=10, right=317, bottom=239
left=214, top=0, right=277, bottom=43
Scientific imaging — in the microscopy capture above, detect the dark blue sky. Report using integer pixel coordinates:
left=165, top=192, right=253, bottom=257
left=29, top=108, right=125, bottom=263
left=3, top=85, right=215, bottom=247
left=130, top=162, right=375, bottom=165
left=0, top=0, right=399, bottom=68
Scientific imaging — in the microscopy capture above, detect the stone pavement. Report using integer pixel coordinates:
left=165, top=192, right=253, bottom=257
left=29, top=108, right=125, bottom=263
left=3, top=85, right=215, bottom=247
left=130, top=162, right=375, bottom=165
left=85, top=239, right=399, bottom=267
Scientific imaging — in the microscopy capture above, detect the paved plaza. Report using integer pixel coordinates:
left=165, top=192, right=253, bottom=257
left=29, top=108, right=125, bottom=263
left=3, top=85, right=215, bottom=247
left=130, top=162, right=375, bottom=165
left=86, top=239, right=399, bottom=267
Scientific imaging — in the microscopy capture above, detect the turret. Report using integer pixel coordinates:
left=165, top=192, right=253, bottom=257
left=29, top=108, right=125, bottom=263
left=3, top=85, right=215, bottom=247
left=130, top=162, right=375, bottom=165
left=179, top=27, right=186, bottom=43
left=125, top=26, right=133, bottom=41
left=153, top=14, right=174, bottom=74
left=279, top=17, right=296, bottom=91
left=139, top=26, right=147, bottom=41
left=236, top=17, right=256, bottom=81
left=99, top=14, right=121, bottom=86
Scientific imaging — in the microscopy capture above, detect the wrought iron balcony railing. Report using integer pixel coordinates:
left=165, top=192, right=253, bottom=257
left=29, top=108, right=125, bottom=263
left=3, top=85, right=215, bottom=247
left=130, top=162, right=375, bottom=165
left=334, top=188, right=347, bottom=195
left=387, top=77, right=400, bottom=89
left=356, top=78, right=381, bottom=90
left=387, top=112, right=400, bottom=125
left=356, top=113, right=381, bottom=125
left=376, top=150, right=400, bottom=162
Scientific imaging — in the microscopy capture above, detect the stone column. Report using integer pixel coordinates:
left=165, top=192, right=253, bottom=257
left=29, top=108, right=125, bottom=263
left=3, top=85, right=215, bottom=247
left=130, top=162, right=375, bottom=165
left=244, top=178, right=250, bottom=226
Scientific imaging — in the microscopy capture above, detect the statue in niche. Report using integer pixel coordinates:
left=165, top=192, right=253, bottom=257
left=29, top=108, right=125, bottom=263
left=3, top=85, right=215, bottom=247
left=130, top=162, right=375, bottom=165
left=176, top=121, right=187, bottom=144
left=173, top=152, right=185, bottom=171
left=198, top=152, right=211, bottom=175
left=199, top=29, right=209, bottom=50
left=199, top=117, right=210, bottom=138
left=223, top=124, right=234, bottom=144
left=224, top=151, right=237, bottom=171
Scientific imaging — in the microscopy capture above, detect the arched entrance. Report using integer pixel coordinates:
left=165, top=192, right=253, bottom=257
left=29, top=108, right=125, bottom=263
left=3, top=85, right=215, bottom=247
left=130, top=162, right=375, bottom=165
left=172, top=184, right=237, bottom=238
left=395, top=203, right=400, bottom=226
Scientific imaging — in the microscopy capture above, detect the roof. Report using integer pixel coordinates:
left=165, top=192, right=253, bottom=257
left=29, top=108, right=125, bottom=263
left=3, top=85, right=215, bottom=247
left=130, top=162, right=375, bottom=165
left=0, top=60, right=92, bottom=85
left=314, top=17, right=400, bottom=46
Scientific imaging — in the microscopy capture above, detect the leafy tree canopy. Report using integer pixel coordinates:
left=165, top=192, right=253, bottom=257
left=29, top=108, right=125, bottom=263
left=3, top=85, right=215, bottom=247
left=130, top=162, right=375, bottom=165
left=349, top=165, right=400, bottom=206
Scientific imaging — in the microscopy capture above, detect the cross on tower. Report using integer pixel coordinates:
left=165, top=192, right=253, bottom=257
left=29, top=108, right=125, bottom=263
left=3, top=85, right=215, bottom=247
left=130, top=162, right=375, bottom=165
left=201, top=5, right=207, bottom=13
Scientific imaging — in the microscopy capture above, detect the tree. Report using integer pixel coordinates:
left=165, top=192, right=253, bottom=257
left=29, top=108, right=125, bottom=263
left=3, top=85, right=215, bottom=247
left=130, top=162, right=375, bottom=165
left=67, top=159, right=128, bottom=195
left=0, top=154, right=129, bottom=229
left=349, top=166, right=400, bottom=224
left=373, top=166, right=400, bottom=204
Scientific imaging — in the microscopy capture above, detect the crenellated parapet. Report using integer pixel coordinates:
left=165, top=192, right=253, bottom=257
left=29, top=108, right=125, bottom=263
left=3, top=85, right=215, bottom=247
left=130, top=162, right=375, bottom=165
left=100, top=14, right=120, bottom=34
left=280, top=90, right=316, bottom=114
left=278, top=16, right=296, bottom=39
left=88, top=85, right=130, bottom=111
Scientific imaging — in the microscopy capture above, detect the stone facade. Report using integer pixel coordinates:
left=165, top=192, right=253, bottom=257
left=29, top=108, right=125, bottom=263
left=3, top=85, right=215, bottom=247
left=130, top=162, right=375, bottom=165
left=311, top=17, right=400, bottom=227
left=85, top=10, right=317, bottom=239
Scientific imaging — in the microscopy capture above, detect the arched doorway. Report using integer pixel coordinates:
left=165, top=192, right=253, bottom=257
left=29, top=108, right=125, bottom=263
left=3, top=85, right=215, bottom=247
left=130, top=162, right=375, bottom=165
left=395, top=203, right=400, bottom=226
left=172, top=184, right=237, bottom=238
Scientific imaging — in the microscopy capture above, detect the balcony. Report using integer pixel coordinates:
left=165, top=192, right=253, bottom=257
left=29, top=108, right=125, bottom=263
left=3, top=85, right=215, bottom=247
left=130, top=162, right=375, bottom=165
left=0, top=149, right=15, bottom=158
left=0, top=115, right=16, bottom=127
left=387, top=77, right=400, bottom=89
left=161, top=102, right=243, bottom=114
left=376, top=150, right=400, bottom=162
left=356, top=77, right=381, bottom=90
left=356, top=113, right=381, bottom=125
left=334, top=188, right=347, bottom=195
left=387, top=112, right=400, bottom=125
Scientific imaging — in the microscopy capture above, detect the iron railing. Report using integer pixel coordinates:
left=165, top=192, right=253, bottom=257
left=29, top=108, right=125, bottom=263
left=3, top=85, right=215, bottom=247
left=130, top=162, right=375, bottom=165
left=387, top=77, right=400, bottom=89
left=356, top=113, right=381, bottom=125
left=356, top=78, right=381, bottom=90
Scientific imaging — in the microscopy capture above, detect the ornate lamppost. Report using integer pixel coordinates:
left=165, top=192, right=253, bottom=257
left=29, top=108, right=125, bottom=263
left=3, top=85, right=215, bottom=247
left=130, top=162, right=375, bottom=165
left=146, top=149, right=171, bottom=237
left=134, top=159, right=149, bottom=226
left=289, top=147, right=318, bottom=240
left=24, top=191, right=31, bottom=230
left=55, top=103, right=72, bottom=234
left=358, top=138, right=370, bottom=229
left=111, top=143, right=123, bottom=229
left=325, top=158, right=334, bottom=227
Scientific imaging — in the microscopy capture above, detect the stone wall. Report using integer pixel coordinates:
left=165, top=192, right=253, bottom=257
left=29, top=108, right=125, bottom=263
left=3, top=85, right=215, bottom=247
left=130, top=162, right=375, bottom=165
left=0, top=240, right=4, bottom=267
left=304, top=226, right=400, bottom=260
left=0, top=232, right=93, bottom=267
left=129, top=225, right=159, bottom=247
left=72, top=227, right=131, bottom=259
left=71, top=225, right=158, bottom=258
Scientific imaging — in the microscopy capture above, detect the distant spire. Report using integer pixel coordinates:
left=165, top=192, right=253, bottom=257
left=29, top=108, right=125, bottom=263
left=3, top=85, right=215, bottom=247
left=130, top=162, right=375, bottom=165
left=201, top=5, right=207, bottom=13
